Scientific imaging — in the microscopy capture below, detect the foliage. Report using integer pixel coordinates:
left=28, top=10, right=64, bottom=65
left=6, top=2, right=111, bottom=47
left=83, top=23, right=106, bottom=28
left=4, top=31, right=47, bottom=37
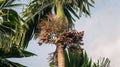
left=0, top=0, right=36, bottom=67
left=23, top=0, right=94, bottom=23
left=0, top=46, right=36, bottom=67
left=64, top=49, right=94, bottom=67
left=0, top=46, right=36, bottom=58
left=50, top=49, right=111, bottom=67
left=0, top=58, right=26, bottom=67
left=93, top=57, right=110, bottom=67
left=0, top=0, right=26, bottom=50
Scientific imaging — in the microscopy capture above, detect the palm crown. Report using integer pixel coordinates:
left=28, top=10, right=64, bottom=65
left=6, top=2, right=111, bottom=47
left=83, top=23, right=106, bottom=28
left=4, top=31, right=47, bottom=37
left=23, top=0, right=94, bottom=67
left=22, top=0, right=94, bottom=48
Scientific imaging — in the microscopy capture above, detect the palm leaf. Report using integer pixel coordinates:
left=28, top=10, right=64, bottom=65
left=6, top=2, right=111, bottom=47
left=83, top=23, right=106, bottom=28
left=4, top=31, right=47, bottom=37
left=94, top=57, right=111, bottom=67
left=0, top=8, right=26, bottom=49
left=0, top=0, right=24, bottom=9
left=0, top=0, right=35, bottom=67
left=65, top=4, right=79, bottom=19
left=0, top=58, right=26, bottom=67
left=50, top=49, right=110, bottom=67
left=0, top=46, right=36, bottom=58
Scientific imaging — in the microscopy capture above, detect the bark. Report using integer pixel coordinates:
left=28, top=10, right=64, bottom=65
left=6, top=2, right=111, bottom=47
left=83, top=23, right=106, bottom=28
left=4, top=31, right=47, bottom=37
left=57, top=43, right=65, bottom=67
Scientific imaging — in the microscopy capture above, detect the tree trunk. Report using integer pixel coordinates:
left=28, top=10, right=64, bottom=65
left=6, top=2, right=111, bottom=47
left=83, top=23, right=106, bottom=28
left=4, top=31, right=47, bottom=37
left=57, top=43, right=65, bottom=67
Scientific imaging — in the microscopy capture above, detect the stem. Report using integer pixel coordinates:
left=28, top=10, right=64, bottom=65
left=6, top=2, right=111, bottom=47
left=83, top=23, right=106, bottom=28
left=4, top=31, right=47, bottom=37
left=57, top=43, right=65, bottom=67
left=56, top=0, right=64, bottom=19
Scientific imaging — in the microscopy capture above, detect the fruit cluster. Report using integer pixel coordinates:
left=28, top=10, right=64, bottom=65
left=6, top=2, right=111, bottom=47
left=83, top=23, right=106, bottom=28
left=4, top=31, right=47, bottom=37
left=38, top=29, right=84, bottom=47
left=37, top=14, right=84, bottom=49
left=54, top=30, right=84, bottom=45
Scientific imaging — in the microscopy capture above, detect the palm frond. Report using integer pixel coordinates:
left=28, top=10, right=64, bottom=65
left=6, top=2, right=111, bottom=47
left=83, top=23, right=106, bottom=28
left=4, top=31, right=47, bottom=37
left=0, top=0, right=29, bottom=49
left=64, top=49, right=110, bottom=67
left=0, top=8, right=26, bottom=49
left=0, top=0, right=36, bottom=67
left=0, top=58, right=26, bottom=67
left=94, top=57, right=110, bottom=67
left=0, top=0, right=24, bottom=9
left=0, top=45, right=36, bottom=58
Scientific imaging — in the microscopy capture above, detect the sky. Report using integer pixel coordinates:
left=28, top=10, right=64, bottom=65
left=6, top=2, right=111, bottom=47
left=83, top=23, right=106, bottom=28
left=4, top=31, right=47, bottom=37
left=9, top=0, right=120, bottom=67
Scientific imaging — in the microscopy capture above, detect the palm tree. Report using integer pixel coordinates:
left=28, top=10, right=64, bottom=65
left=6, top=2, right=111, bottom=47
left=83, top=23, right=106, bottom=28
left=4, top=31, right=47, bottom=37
left=0, top=0, right=36, bottom=66
left=23, top=0, right=94, bottom=67
left=64, top=48, right=110, bottom=67
left=49, top=46, right=110, bottom=67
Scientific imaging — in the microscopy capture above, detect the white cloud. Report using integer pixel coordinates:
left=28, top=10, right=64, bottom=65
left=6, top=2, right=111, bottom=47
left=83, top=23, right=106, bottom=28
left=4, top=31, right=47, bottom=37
left=74, top=0, right=120, bottom=67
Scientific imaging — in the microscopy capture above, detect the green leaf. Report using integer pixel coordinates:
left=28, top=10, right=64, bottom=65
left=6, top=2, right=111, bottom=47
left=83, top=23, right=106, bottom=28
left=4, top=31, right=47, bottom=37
left=64, top=8, right=73, bottom=25
left=0, top=58, right=26, bottom=67
left=65, top=4, right=79, bottom=19
left=0, top=46, right=36, bottom=58
left=64, top=49, right=71, bottom=67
